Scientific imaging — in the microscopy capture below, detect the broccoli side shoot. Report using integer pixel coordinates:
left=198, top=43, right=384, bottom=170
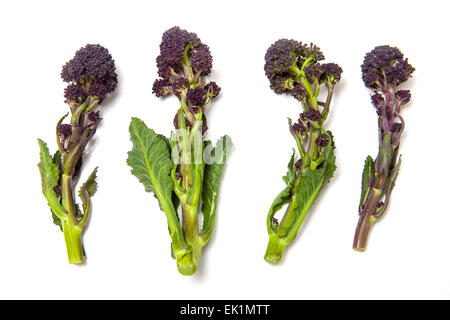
left=263, top=39, right=342, bottom=264
left=353, top=45, right=414, bottom=251
left=127, top=27, right=231, bottom=275
left=38, top=44, right=117, bottom=264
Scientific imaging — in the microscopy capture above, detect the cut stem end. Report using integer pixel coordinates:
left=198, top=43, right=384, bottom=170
left=264, top=236, right=288, bottom=265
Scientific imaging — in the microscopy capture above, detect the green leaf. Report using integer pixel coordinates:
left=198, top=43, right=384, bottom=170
left=266, top=152, right=297, bottom=234
left=38, top=139, right=60, bottom=195
left=277, top=132, right=336, bottom=240
left=282, top=150, right=296, bottom=184
left=200, top=135, right=232, bottom=241
left=127, top=118, right=174, bottom=206
left=359, top=155, right=375, bottom=210
left=51, top=210, right=63, bottom=232
left=78, top=167, right=98, bottom=213
left=321, top=130, right=337, bottom=183
left=127, top=117, right=186, bottom=251
left=53, top=150, right=62, bottom=170
left=38, top=139, right=66, bottom=219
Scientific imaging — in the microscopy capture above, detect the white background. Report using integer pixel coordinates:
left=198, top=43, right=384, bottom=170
left=0, top=0, right=448, bottom=299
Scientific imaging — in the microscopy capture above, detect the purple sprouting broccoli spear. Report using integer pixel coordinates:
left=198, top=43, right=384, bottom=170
left=128, top=27, right=231, bottom=275
left=263, top=39, right=342, bottom=264
left=353, top=45, right=414, bottom=251
left=38, top=44, right=117, bottom=264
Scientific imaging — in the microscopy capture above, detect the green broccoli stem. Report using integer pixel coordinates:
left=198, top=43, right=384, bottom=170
left=264, top=235, right=288, bottom=265
left=60, top=170, right=86, bottom=264
left=62, top=218, right=84, bottom=264
left=176, top=214, right=203, bottom=275
left=181, top=202, right=199, bottom=247
left=264, top=195, right=296, bottom=264
left=177, top=194, right=203, bottom=275
left=174, top=105, right=206, bottom=275
left=57, top=100, right=93, bottom=264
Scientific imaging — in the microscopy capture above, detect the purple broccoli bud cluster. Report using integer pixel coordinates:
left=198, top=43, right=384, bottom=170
left=291, top=108, right=323, bottom=135
left=152, top=78, right=171, bottom=97
left=362, top=45, right=414, bottom=142
left=304, top=63, right=343, bottom=85
left=205, top=81, right=221, bottom=98
left=88, top=111, right=100, bottom=123
left=171, top=77, right=190, bottom=92
left=156, top=26, right=201, bottom=79
left=152, top=26, right=220, bottom=106
left=264, top=39, right=304, bottom=78
left=57, top=124, right=72, bottom=137
left=361, top=45, right=414, bottom=89
left=292, top=84, right=307, bottom=101
left=61, top=44, right=117, bottom=101
left=315, top=133, right=330, bottom=147
left=264, top=39, right=341, bottom=100
left=186, top=87, right=207, bottom=107
left=64, top=84, right=86, bottom=103
left=396, top=90, right=411, bottom=105
left=190, top=44, right=213, bottom=76
left=264, top=40, right=324, bottom=79
left=300, top=109, right=321, bottom=122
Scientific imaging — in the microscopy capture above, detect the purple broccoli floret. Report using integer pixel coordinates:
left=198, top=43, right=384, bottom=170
left=291, top=84, right=307, bottom=101
left=270, top=75, right=294, bottom=94
left=64, top=84, right=85, bottom=102
left=361, top=45, right=414, bottom=89
left=205, top=81, right=221, bottom=99
left=396, top=89, right=411, bottom=105
left=300, top=109, right=321, bottom=122
left=152, top=26, right=218, bottom=111
left=171, top=77, right=190, bottom=92
left=361, top=45, right=414, bottom=136
left=190, top=44, right=213, bottom=76
left=152, top=78, right=171, bottom=97
left=321, top=63, right=343, bottom=84
left=57, top=124, right=72, bottom=137
left=264, top=39, right=340, bottom=106
left=61, top=44, right=117, bottom=101
left=156, top=26, right=201, bottom=79
left=264, top=39, right=303, bottom=79
left=315, top=133, right=330, bottom=147
left=186, top=87, right=207, bottom=107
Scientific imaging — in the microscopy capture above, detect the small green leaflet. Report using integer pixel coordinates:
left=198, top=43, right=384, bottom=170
left=266, top=152, right=297, bottom=234
left=321, top=130, right=337, bottom=183
left=53, top=150, right=62, bottom=171
left=38, top=139, right=67, bottom=221
left=52, top=210, right=63, bottom=232
left=359, top=155, right=375, bottom=211
left=38, top=139, right=60, bottom=196
left=200, top=136, right=232, bottom=241
left=78, top=167, right=98, bottom=214
left=282, top=150, right=296, bottom=185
